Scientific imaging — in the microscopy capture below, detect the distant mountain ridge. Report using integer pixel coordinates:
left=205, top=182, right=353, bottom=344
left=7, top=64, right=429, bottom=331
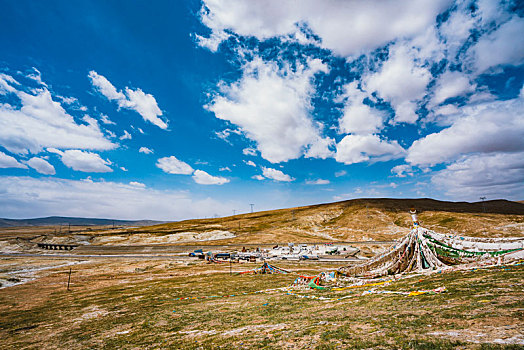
left=0, top=216, right=166, bottom=227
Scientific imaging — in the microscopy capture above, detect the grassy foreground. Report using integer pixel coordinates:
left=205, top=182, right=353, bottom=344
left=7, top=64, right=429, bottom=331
left=0, top=258, right=523, bottom=349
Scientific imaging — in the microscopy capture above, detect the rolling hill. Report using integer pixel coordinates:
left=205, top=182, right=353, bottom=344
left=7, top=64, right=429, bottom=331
left=108, top=198, right=524, bottom=244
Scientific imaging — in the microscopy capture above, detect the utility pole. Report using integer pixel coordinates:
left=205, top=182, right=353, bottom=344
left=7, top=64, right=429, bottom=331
left=480, top=197, right=487, bottom=213
left=233, top=209, right=237, bottom=216
left=249, top=204, right=254, bottom=213
left=67, top=268, right=72, bottom=291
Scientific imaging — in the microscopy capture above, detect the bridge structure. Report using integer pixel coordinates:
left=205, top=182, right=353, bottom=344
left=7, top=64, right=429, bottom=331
left=37, top=243, right=78, bottom=251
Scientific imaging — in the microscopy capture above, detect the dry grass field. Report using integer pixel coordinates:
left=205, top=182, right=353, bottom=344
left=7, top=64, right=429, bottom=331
left=0, top=256, right=523, bottom=349
left=1, top=198, right=523, bottom=349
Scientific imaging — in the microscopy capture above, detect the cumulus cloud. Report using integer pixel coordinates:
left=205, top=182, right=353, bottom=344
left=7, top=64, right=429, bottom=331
left=338, top=81, right=386, bottom=134
left=430, top=70, right=476, bottom=106
left=48, top=148, right=112, bottom=173
left=391, top=164, right=414, bottom=178
left=0, top=73, right=19, bottom=94
left=407, top=95, right=524, bottom=166
left=139, top=147, right=154, bottom=154
left=468, top=16, right=524, bottom=73
left=119, top=130, right=132, bottom=140
left=244, top=160, right=256, bottom=167
left=0, top=151, right=27, bottom=169
left=242, top=147, right=257, bottom=156
left=261, top=167, right=294, bottom=182
left=252, top=174, right=265, bottom=181
left=306, top=179, right=330, bottom=185
left=432, top=152, right=524, bottom=201
left=26, top=157, right=56, bottom=175
left=365, top=44, right=432, bottom=123
left=215, top=128, right=242, bottom=144
left=0, top=176, right=235, bottom=220
left=100, top=114, right=115, bottom=125
left=335, top=134, right=405, bottom=165
left=207, top=57, right=331, bottom=163
left=192, top=169, right=229, bottom=185
left=129, top=181, right=146, bottom=188
left=0, top=74, right=115, bottom=154
left=88, top=71, right=167, bottom=129
left=439, top=3, right=476, bottom=59
left=197, top=0, right=451, bottom=57
left=156, top=156, right=194, bottom=175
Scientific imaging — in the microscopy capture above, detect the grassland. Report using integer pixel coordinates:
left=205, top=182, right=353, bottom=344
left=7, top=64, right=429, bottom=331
left=0, top=256, right=522, bottom=349
left=0, top=198, right=523, bottom=348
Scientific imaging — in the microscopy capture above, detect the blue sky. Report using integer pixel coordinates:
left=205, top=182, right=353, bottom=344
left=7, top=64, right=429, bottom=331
left=1, top=0, right=523, bottom=220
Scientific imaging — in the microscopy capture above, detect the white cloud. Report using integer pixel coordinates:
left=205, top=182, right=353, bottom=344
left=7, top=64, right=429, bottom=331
left=430, top=70, right=476, bottom=106
left=244, top=160, right=256, bottom=167
left=219, top=166, right=231, bottom=172
left=432, top=152, right=524, bottom=201
left=88, top=71, right=167, bottom=129
left=139, top=147, right=154, bottom=154
left=306, top=179, right=330, bottom=185
left=338, top=81, right=386, bottom=134
left=334, top=170, right=346, bottom=177
left=0, top=74, right=115, bottom=154
left=335, top=134, right=405, bottom=165
left=156, top=156, right=194, bottom=175
left=439, top=4, right=476, bottom=59
left=242, top=147, right=257, bottom=156
left=119, top=130, right=132, bottom=140
left=215, top=128, right=242, bottom=144
left=57, top=96, right=78, bottom=105
left=468, top=16, right=524, bottom=73
left=192, top=169, right=229, bottom=185
left=100, top=114, right=115, bottom=125
left=252, top=174, right=265, bottom=181
left=0, top=151, right=27, bottom=169
left=304, top=136, right=335, bottom=160
left=207, top=57, right=331, bottom=163
left=26, top=157, right=56, bottom=175
left=261, top=167, right=294, bottom=182
left=48, top=148, right=112, bottom=173
left=129, top=181, right=146, bottom=188
left=194, top=28, right=230, bottom=52
left=0, top=176, right=236, bottom=221
left=27, top=67, right=47, bottom=87
left=407, top=95, right=524, bottom=166
left=365, top=44, right=432, bottom=123
left=0, top=73, right=19, bottom=94
left=198, top=0, right=451, bottom=57
left=391, top=164, right=414, bottom=178
left=120, top=166, right=128, bottom=172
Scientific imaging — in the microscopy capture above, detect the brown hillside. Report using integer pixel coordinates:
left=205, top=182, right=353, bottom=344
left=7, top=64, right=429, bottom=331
left=99, top=198, right=524, bottom=245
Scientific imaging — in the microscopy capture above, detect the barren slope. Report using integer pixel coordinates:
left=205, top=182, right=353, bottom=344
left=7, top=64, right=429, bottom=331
left=97, top=198, right=524, bottom=245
